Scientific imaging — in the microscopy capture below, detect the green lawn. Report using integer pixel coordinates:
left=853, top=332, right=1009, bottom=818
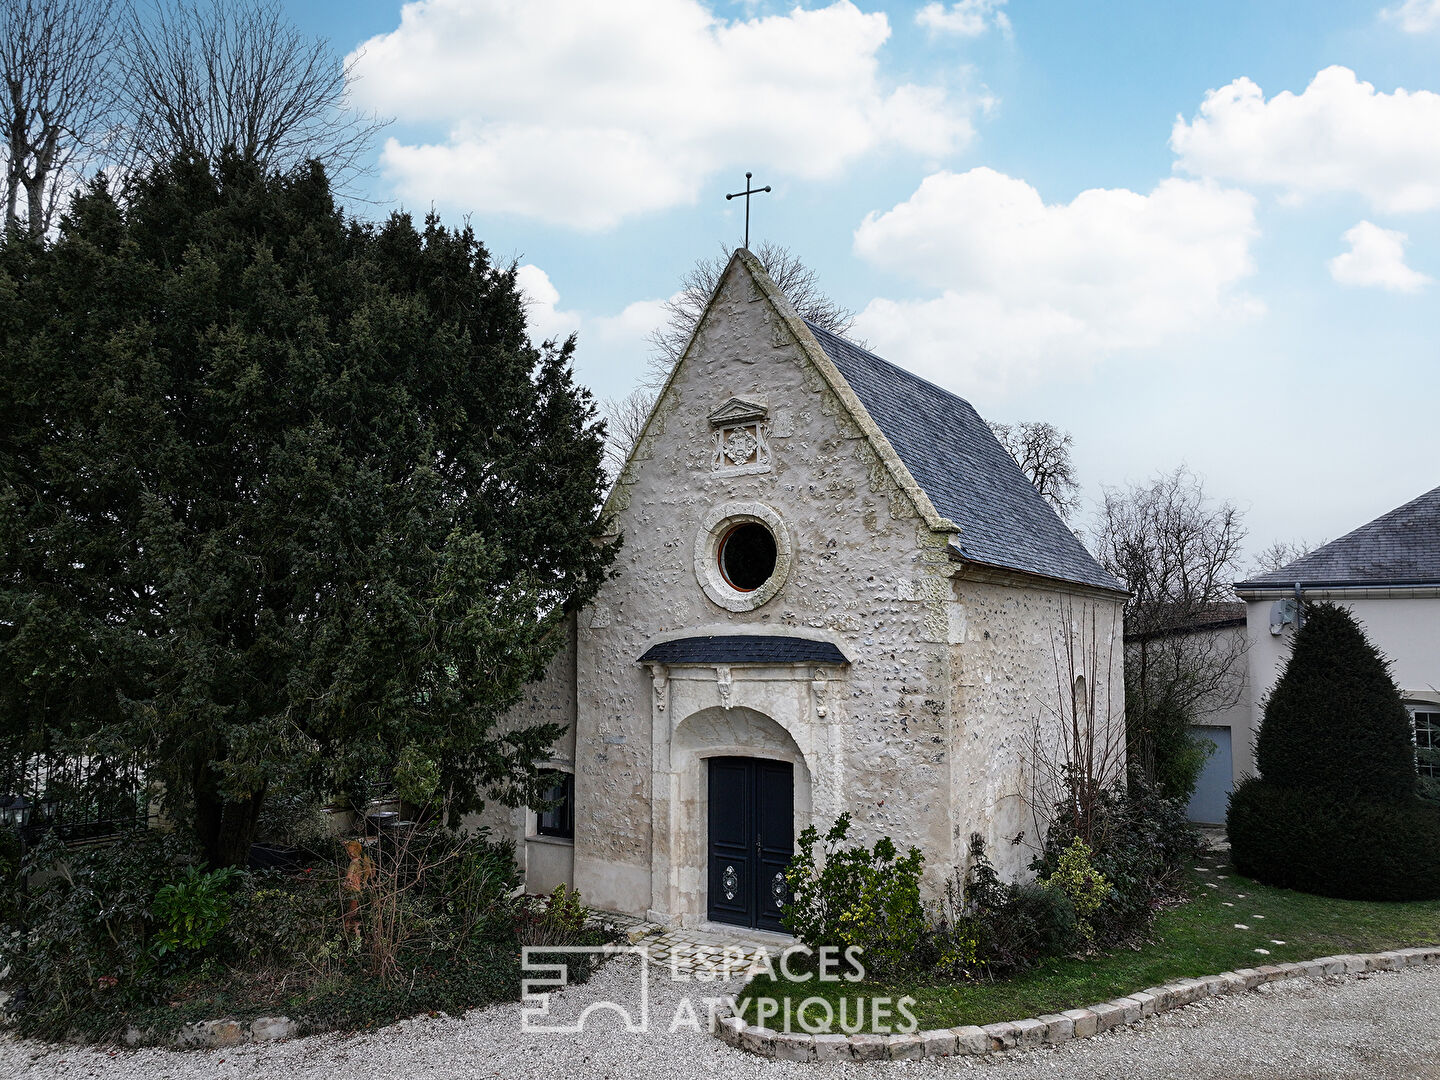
left=741, top=852, right=1440, bottom=1032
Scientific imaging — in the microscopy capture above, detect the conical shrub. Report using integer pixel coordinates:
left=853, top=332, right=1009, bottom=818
left=1229, top=602, right=1440, bottom=900
left=1254, top=603, right=1416, bottom=800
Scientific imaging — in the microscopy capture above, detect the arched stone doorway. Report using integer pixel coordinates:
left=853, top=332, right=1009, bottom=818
left=657, top=705, right=813, bottom=928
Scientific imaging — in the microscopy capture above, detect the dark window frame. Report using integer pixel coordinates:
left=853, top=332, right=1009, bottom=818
left=718, top=521, right=778, bottom=592
left=1413, top=709, right=1439, bottom=780
left=535, top=772, right=574, bottom=840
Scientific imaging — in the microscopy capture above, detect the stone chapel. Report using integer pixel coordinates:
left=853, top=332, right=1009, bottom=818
left=489, top=250, right=1127, bottom=932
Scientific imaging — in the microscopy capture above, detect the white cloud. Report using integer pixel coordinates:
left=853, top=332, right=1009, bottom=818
left=514, top=264, right=672, bottom=398
left=588, top=297, right=673, bottom=353
left=515, top=265, right=581, bottom=345
left=916, top=0, right=1011, bottom=37
left=1171, top=66, right=1440, bottom=213
left=350, top=0, right=971, bottom=229
left=1328, top=221, right=1433, bottom=291
left=1382, top=0, right=1440, bottom=32
left=850, top=168, right=1260, bottom=392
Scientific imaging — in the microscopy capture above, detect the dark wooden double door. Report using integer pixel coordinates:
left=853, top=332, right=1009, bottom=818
left=707, top=757, right=793, bottom=932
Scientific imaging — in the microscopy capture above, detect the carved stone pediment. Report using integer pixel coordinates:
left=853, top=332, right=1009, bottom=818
left=707, top=396, right=769, bottom=429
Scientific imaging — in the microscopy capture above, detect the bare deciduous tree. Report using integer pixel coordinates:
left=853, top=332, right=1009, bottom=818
left=0, top=0, right=387, bottom=236
left=0, top=0, right=120, bottom=235
left=599, top=387, right=653, bottom=478
left=598, top=242, right=856, bottom=471
left=990, top=420, right=1082, bottom=521
left=120, top=0, right=385, bottom=185
left=1249, top=538, right=1319, bottom=576
left=1091, top=465, right=1248, bottom=797
left=645, top=240, right=857, bottom=387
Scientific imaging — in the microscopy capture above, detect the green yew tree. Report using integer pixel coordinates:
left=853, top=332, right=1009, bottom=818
left=1229, top=602, right=1440, bottom=899
left=1254, top=603, right=1417, bottom=800
left=0, top=156, right=616, bottom=866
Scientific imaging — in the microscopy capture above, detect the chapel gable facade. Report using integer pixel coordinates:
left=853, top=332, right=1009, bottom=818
left=490, top=250, right=1127, bottom=930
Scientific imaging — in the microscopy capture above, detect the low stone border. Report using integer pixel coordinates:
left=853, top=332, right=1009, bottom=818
left=715, top=946, right=1440, bottom=1062
left=123, top=1015, right=299, bottom=1049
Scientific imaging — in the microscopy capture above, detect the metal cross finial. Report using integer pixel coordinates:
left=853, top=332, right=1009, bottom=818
left=725, top=171, right=771, bottom=250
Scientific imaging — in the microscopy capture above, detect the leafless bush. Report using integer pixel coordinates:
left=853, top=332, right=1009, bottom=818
left=343, top=825, right=515, bottom=981
left=1026, top=599, right=1126, bottom=848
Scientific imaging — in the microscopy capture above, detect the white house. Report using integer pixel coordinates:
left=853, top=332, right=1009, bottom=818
left=1213, top=486, right=1440, bottom=818
left=484, top=250, right=1128, bottom=930
left=1130, top=603, right=1250, bottom=825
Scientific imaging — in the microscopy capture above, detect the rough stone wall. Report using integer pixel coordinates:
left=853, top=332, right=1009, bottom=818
left=572, top=260, right=957, bottom=914
left=949, top=577, right=1126, bottom=882
left=507, top=611, right=579, bottom=765
left=489, top=254, right=1126, bottom=914
left=466, top=612, right=577, bottom=847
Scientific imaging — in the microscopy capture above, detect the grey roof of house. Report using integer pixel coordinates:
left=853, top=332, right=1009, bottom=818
left=804, top=321, right=1124, bottom=593
left=1124, top=601, right=1248, bottom=642
left=1236, top=484, right=1440, bottom=590
left=638, top=635, right=849, bottom=666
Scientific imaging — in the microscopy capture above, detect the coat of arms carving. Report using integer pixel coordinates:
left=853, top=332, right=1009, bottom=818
left=708, top=397, right=771, bottom=475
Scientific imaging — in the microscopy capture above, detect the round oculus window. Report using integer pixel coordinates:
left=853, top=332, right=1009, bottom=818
left=717, top=522, right=778, bottom=592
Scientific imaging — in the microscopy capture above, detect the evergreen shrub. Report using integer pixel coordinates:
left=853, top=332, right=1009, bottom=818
left=783, top=814, right=927, bottom=979
left=1229, top=777, right=1440, bottom=900
left=1229, top=602, right=1440, bottom=900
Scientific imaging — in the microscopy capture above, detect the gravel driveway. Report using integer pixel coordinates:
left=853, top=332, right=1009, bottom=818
left=2, top=960, right=1437, bottom=1080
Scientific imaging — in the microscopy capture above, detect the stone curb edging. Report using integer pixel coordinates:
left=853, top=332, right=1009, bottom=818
left=714, top=946, right=1440, bottom=1062
left=122, top=1015, right=300, bottom=1049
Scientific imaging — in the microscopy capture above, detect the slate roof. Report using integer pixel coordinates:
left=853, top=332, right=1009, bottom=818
left=638, top=635, right=849, bottom=666
left=804, top=321, right=1124, bottom=593
left=1124, top=602, right=1247, bottom=642
left=1236, top=484, right=1440, bottom=590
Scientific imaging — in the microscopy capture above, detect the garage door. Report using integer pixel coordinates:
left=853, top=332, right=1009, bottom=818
left=1187, top=725, right=1233, bottom=825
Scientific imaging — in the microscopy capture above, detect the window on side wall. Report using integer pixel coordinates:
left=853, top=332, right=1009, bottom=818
left=535, top=772, right=574, bottom=840
left=1412, top=708, right=1439, bottom=783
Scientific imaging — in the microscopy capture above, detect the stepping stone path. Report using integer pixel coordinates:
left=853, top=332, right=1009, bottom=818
left=595, top=912, right=794, bottom=976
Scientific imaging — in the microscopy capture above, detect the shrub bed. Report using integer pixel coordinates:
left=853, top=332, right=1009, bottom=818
left=1229, top=778, right=1440, bottom=901
left=0, top=826, right=613, bottom=1043
left=746, top=854, right=1440, bottom=1032
left=781, top=777, right=1203, bottom=990
left=1229, top=602, right=1440, bottom=900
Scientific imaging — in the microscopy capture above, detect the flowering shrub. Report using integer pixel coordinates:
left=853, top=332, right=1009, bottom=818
left=783, top=814, right=926, bottom=979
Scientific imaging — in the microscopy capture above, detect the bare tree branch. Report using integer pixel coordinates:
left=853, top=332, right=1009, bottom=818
left=645, top=240, right=858, bottom=388
left=1249, top=538, right=1319, bottom=576
left=1026, top=599, right=1127, bottom=848
left=599, top=387, right=653, bottom=479
left=598, top=241, right=857, bottom=471
left=0, top=0, right=121, bottom=236
left=1090, top=465, right=1249, bottom=792
left=990, top=420, right=1082, bottom=521
left=119, top=0, right=387, bottom=189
